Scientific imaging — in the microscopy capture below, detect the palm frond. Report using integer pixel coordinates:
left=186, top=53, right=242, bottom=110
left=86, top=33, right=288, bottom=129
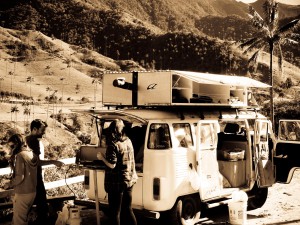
left=239, top=30, right=267, bottom=48
left=247, top=49, right=262, bottom=72
left=248, top=6, right=265, bottom=29
left=277, top=19, right=300, bottom=36
left=249, top=50, right=260, bottom=64
left=239, top=37, right=258, bottom=49
left=243, top=38, right=266, bottom=54
left=289, top=33, right=300, bottom=41
left=281, top=38, right=298, bottom=45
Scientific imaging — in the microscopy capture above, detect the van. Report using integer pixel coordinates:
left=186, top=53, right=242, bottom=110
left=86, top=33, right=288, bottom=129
left=75, top=71, right=300, bottom=225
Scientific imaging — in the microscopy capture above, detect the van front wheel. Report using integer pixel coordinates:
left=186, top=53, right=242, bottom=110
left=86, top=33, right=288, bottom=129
left=162, top=195, right=201, bottom=225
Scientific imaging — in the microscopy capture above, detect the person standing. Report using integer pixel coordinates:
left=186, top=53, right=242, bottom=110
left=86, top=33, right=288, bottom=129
left=25, top=119, right=64, bottom=225
left=97, top=119, right=138, bottom=225
left=4, top=134, right=39, bottom=225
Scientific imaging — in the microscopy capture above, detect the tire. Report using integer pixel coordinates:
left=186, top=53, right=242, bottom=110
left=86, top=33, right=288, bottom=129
left=247, top=184, right=268, bottom=210
left=161, top=195, right=201, bottom=225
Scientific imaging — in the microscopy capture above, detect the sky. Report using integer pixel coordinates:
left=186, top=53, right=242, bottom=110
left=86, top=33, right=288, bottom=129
left=236, top=0, right=300, bottom=5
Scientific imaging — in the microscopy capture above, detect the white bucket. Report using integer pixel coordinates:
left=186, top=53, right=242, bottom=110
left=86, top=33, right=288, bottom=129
left=228, top=200, right=247, bottom=225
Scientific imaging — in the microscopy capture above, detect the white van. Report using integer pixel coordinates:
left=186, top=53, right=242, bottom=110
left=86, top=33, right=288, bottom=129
left=75, top=71, right=300, bottom=225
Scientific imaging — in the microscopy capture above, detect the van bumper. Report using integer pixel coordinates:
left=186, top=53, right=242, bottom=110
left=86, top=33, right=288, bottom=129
left=74, top=199, right=160, bottom=219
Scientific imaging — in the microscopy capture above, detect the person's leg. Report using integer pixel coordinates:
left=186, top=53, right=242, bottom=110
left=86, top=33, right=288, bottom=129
left=121, top=186, right=137, bottom=225
left=34, top=177, right=49, bottom=224
left=108, top=191, right=123, bottom=225
left=13, top=193, right=36, bottom=225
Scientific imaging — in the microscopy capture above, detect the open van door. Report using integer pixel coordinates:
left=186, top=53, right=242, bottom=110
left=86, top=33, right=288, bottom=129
left=253, top=120, right=275, bottom=187
left=196, top=120, right=222, bottom=200
left=274, top=120, right=300, bottom=183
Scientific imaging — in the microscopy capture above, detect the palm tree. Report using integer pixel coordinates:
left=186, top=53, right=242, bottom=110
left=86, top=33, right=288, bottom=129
left=0, top=77, right=4, bottom=100
left=50, top=90, right=58, bottom=133
left=8, top=71, right=14, bottom=94
left=26, top=76, right=34, bottom=120
left=22, top=102, right=31, bottom=133
left=60, top=77, right=65, bottom=112
left=46, top=86, right=52, bottom=121
left=92, top=79, right=101, bottom=109
left=239, top=0, right=299, bottom=127
left=11, top=105, right=19, bottom=127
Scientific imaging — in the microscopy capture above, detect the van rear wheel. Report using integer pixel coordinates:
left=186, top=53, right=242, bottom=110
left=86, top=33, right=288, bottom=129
left=247, top=184, right=268, bottom=210
left=162, top=195, right=201, bottom=225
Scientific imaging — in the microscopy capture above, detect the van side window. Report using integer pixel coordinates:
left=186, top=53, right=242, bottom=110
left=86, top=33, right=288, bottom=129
left=199, top=124, right=216, bottom=147
left=148, top=123, right=171, bottom=149
left=172, top=123, right=193, bottom=147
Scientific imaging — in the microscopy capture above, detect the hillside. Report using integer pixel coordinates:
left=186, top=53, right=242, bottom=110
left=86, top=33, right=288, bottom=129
left=72, top=0, right=299, bottom=32
left=0, top=25, right=299, bottom=110
left=0, top=27, right=144, bottom=105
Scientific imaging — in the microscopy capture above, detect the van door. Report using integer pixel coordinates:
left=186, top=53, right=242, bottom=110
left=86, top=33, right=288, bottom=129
left=253, top=120, right=275, bottom=187
left=275, top=120, right=300, bottom=183
left=196, top=120, right=222, bottom=200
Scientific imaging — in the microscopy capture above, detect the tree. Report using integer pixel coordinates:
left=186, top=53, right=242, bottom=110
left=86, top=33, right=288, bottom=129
left=22, top=102, right=31, bottom=133
left=46, top=86, right=52, bottom=121
left=92, top=79, right=101, bottom=109
left=8, top=70, right=14, bottom=95
left=239, top=0, right=299, bottom=127
left=11, top=105, right=19, bottom=127
left=26, top=76, right=34, bottom=120
left=0, top=77, right=4, bottom=100
left=60, top=77, right=65, bottom=112
left=75, top=84, right=80, bottom=94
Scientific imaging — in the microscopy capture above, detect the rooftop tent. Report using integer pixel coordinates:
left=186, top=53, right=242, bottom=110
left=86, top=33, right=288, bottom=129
left=173, top=70, right=271, bottom=88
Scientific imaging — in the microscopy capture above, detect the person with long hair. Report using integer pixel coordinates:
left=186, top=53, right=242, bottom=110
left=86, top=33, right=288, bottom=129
left=97, top=119, right=138, bottom=225
left=4, top=133, right=39, bottom=225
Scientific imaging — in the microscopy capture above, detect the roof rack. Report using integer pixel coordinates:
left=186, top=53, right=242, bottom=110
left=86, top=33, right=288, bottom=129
left=102, top=70, right=268, bottom=109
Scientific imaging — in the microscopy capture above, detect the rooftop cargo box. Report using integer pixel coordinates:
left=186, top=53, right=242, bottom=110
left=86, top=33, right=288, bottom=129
left=102, top=70, right=270, bottom=108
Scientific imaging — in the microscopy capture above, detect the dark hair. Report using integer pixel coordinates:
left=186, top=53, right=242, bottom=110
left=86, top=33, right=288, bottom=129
left=30, top=119, right=48, bottom=131
left=8, top=134, right=25, bottom=170
left=108, top=119, right=126, bottom=142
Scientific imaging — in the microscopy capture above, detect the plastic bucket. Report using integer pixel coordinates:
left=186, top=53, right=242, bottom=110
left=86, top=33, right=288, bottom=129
left=228, top=200, right=247, bottom=225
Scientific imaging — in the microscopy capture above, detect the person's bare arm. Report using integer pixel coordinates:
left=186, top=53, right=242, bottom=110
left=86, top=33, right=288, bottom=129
left=97, top=152, right=116, bottom=169
left=39, top=159, right=64, bottom=167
